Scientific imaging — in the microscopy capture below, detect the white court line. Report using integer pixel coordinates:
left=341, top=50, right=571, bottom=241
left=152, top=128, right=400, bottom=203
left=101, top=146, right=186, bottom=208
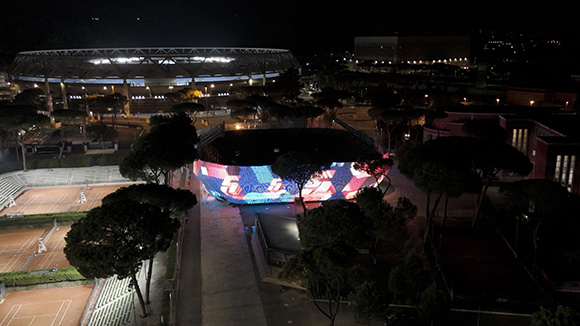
left=55, top=300, right=72, bottom=326
left=2, top=234, right=37, bottom=273
left=1, top=300, right=72, bottom=326
left=0, top=303, right=18, bottom=326
left=38, top=234, right=64, bottom=270
left=0, top=303, right=23, bottom=326
left=50, top=300, right=66, bottom=326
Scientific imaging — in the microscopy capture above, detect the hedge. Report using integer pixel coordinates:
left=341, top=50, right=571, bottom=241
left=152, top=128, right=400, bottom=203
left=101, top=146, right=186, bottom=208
left=0, top=267, right=87, bottom=287
left=0, top=152, right=126, bottom=174
left=0, top=212, right=86, bottom=229
left=96, top=155, right=125, bottom=166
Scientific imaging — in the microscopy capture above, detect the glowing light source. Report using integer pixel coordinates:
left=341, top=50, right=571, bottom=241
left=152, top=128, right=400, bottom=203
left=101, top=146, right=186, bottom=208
left=193, top=160, right=380, bottom=205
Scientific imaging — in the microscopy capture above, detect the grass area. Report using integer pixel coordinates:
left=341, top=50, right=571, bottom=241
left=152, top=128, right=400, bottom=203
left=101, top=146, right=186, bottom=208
left=0, top=267, right=88, bottom=287
left=160, top=233, right=179, bottom=325
left=0, top=151, right=127, bottom=174
left=160, top=291, right=171, bottom=326
left=180, top=169, right=186, bottom=188
left=0, top=211, right=86, bottom=229
left=165, top=234, right=178, bottom=280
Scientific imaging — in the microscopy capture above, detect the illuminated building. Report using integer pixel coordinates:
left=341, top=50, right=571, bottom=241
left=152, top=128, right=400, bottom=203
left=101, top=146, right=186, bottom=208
left=8, top=47, right=300, bottom=114
left=354, top=35, right=471, bottom=65
left=194, top=127, right=383, bottom=204
left=424, top=106, right=580, bottom=194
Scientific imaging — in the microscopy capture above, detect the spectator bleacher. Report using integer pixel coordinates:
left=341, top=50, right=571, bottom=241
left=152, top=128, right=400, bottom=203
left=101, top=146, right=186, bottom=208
left=88, top=273, right=138, bottom=326
left=0, top=174, right=25, bottom=209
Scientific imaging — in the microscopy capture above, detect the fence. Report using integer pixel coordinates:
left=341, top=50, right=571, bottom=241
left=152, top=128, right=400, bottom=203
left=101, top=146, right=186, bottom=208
left=0, top=282, right=6, bottom=301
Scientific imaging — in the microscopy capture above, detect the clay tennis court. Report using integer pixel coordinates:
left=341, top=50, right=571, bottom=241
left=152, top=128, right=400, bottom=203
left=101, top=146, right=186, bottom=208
left=0, top=226, right=72, bottom=273
left=0, top=184, right=133, bottom=215
left=0, top=183, right=135, bottom=325
left=0, top=285, right=93, bottom=326
left=0, top=184, right=134, bottom=273
left=24, top=226, right=72, bottom=272
left=0, top=228, right=46, bottom=273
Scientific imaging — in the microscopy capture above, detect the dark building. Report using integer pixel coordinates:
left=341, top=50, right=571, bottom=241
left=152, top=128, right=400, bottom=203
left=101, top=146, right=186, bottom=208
left=424, top=106, right=580, bottom=195
left=354, top=35, right=471, bottom=65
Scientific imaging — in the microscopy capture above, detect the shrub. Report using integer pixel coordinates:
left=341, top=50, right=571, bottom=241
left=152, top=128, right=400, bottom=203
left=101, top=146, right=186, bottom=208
left=0, top=267, right=87, bottom=287
left=0, top=212, right=86, bottom=229
left=60, top=156, right=93, bottom=167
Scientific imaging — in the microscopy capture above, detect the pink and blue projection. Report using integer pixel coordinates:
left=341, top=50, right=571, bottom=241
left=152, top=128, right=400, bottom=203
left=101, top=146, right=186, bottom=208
left=193, top=160, right=381, bottom=204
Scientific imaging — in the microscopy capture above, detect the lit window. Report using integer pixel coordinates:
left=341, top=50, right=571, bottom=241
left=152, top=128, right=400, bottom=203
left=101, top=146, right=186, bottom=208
left=512, top=128, right=528, bottom=153
left=568, top=156, right=576, bottom=190
left=555, top=155, right=561, bottom=181
left=554, top=155, right=576, bottom=192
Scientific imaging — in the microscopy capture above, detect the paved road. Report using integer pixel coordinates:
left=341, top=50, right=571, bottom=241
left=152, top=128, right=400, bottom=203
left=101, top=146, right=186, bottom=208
left=168, top=158, right=530, bottom=326
left=174, top=173, right=202, bottom=326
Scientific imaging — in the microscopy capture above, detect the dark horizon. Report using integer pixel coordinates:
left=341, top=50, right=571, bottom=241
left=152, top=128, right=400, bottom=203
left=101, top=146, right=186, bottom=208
left=2, top=1, right=579, bottom=62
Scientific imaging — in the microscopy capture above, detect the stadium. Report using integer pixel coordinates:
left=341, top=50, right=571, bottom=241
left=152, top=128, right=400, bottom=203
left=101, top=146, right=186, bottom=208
left=8, top=47, right=301, bottom=114
left=195, top=126, right=383, bottom=205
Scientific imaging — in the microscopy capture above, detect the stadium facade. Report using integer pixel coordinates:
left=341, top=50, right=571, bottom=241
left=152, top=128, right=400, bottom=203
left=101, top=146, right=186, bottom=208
left=194, top=127, right=382, bottom=205
left=8, top=47, right=301, bottom=113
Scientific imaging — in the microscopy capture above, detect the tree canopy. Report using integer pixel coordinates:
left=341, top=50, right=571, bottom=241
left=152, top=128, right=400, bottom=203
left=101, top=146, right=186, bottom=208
left=102, top=183, right=197, bottom=214
left=0, top=104, right=50, bottom=171
left=88, top=93, right=127, bottom=117
left=299, top=200, right=370, bottom=247
left=354, top=152, right=394, bottom=196
left=64, top=200, right=179, bottom=317
left=531, top=305, right=580, bottom=326
left=270, top=150, right=331, bottom=216
left=120, top=112, right=198, bottom=184
left=169, top=102, right=206, bottom=120
left=278, top=241, right=357, bottom=326
left=499, top=179, right=572, bottom=274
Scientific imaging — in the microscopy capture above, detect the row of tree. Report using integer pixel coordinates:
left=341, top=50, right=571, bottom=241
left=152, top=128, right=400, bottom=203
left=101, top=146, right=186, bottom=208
left=398, top=136, right=533, bottom=250
left=65, top=112, right=200, bottom=317
left=64, top=184, right=196, bottom=317
left=278, top=186, right=425, bottom=325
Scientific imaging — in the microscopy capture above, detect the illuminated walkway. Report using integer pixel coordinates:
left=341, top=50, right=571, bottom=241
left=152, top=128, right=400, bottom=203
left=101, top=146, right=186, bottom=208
left=173, top=170, right=267, bottom=326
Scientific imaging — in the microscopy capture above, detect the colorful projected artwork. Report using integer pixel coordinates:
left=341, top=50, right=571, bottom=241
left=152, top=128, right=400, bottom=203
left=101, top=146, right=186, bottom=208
left=193, top=160, right=383, bottom=204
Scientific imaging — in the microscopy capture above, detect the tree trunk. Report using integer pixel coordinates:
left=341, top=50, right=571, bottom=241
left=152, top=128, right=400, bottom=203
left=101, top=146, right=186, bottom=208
left=423, top=193, right=443, bottom=253
left=471, top=182, right=489, bottom=227
left=385, top=127, right=393, bottom=157
left=19, top=140, right=27, bottom=172
left=58, top=130, right=65, bottom=159
left=425, top=194, right=431, bottom=221
left=146, top=258, right=153, bottom=304
left=131, top=271, right=148, bottom=317
left=298, top=186, right=308, bottom=219
left=472, top=175, right=494, bottom=227
left=381, top=175, right=392, bottom=198
left=442, top=197, right=449, bottom=227
left=532, top=220, right=543, bottom=276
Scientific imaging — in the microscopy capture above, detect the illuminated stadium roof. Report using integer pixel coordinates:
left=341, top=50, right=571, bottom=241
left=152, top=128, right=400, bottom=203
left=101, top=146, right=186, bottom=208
left=9, top=47, right=301, bottom=86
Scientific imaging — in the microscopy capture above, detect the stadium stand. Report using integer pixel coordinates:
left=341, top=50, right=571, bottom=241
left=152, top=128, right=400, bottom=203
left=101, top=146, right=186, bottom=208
left=88, top=272, right=138, bottom=326
left=0, top=174, right=25, bottom=209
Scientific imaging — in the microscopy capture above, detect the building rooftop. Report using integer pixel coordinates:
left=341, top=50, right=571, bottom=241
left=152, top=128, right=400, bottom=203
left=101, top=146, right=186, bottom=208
left=444, top=105, right=561, bottom=115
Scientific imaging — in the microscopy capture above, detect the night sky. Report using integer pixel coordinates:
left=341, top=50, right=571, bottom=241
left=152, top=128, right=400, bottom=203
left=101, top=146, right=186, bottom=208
left=1, top=1, right=578, bottom=62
